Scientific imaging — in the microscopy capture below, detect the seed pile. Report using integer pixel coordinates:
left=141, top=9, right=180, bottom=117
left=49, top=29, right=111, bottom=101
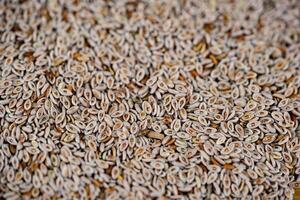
left=0, top=0, right=300, bottom=199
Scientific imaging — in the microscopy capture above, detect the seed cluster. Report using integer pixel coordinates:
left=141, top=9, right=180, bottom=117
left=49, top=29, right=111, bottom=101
left=0, top=0, right=300, bottom=199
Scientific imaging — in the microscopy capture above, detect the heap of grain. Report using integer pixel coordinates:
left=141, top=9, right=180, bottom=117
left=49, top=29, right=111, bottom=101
left=0, top=0, right=299, bottom=199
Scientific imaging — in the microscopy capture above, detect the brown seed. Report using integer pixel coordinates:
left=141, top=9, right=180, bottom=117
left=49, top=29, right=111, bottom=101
left=147, top=131, right=164, bottom=140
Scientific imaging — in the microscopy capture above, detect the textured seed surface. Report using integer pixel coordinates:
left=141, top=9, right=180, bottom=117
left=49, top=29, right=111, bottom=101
left=0, top=0, right=300, bottom=199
